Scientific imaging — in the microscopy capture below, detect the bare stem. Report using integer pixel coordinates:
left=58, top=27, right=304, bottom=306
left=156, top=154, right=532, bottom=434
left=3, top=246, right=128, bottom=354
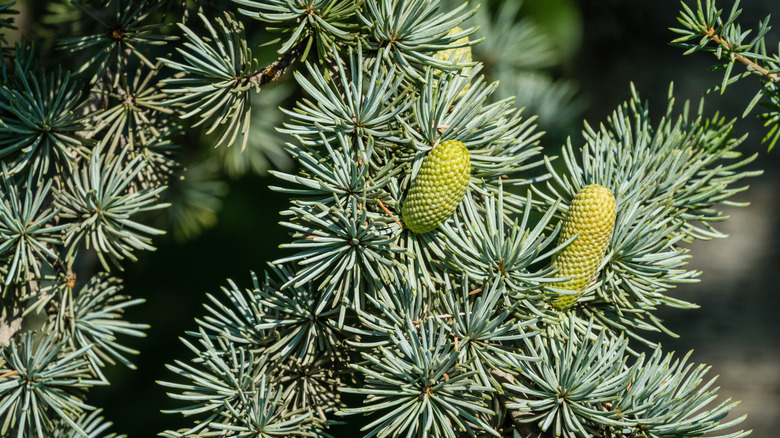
left=247, top=45, right=304, bottom=88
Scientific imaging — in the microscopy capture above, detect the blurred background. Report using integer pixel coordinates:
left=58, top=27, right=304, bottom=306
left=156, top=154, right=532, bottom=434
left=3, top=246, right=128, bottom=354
left=7, top=0, right=780, bottom=436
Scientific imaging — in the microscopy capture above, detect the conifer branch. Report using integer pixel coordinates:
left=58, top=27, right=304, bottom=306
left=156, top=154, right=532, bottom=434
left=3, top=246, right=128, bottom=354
left=701, top=25, right=778, bottom=80
left=0, top=0, right=762, bottom=436
left=673, top=0, right=780, bottom=149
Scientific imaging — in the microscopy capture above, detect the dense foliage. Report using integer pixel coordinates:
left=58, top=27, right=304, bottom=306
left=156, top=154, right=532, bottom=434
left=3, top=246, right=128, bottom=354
left=1, top=0, right=773, bottom=436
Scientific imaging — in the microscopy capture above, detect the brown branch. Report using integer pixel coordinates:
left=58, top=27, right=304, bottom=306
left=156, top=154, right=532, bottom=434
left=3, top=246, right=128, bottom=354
left=0, top=370, right=19, bottom=379
left=703, top=25, right=779, bottom=80
left=246, top=44, right=304, bottom=88
left=376, top=198, right=403, bottom=229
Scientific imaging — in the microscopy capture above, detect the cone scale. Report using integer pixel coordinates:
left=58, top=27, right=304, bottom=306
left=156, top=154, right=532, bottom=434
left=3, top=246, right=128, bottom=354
left=549, top=184, right=616, bottom=309
left=402, top=140, right=471, bottom=234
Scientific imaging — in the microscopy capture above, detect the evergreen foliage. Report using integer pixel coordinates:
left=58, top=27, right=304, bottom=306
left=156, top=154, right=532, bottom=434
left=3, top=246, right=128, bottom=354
left=0, top=0, right=766, bottom=437
left=673, top=0, right=780, bottom=150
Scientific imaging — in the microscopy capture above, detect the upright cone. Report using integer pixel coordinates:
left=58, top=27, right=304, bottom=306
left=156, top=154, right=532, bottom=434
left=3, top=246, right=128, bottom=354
left=549, top=184, right=616, bottom=309
left=402, top=140, right=471, bottom=234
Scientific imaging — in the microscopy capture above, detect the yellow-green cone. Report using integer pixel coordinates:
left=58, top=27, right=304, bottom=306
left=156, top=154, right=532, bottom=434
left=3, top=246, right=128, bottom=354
left=549, top=184, right=616, bottom=309
left=402, top=140, right=471, bottom=234
left=434, top=27, right=472, bottom=99
left=434, top=27, right=473, bottom=64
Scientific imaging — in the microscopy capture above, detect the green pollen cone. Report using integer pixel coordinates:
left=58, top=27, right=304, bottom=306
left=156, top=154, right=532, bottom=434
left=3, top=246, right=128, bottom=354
left=434, top=27, right=473, bottom=64
left=434, top=27, right=472, bottom=99
left=550, top=184, right=616, bottom=309
left=402, top=140, right=471, bottom=234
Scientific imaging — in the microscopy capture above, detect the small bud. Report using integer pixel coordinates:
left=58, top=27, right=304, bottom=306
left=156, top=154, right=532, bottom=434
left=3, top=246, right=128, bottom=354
left=549, top=184, right=616, bottom=309
left=402, top=140, right=471, bottom=234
